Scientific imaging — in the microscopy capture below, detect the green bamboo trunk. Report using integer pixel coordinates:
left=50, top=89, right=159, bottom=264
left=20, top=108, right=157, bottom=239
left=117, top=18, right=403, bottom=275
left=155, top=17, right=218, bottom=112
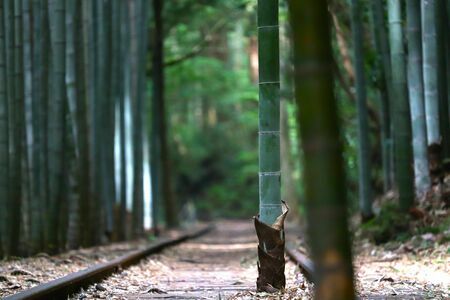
left=257, top=0, right=282, bottom=225
left=105, top=0, right=116, bottom=238
left=152, top=0, right=178, bottom=229
left=22, top=0, right=33, bottom=248
left=40, top=0, right=50, bottom=248
left=388, top=0, right=414, bottom=210
left=150, top=25, right=161, bottom=233
left=109, top=0, right=124, bottom=240
left=137, top=0, right=149, bottom=230
left=64, top=0, right=79, bottom=248
left=422, top=0, right=440, bottom=145
left=406, top=0, right=430, bottom=195
left=0, top=0, right=9, bottom=256
left=24, top=0, right=42, bottom=254
left=254, top=0, right=287, bottom=292
left=47, top=0, right=66, bottom=252
left=446, top=2, right=450, bottom=155
left=66, top=0, right=78, bottom=152
left=351, top=0, right=373, bottom=220
left=81, top=0, right=94, bottom=245
left=83, top=0, right=101, bottom=245
left=288, top=0, right=355, bottom=298
left=59, top=98, right=72, bottom=250
left=9, top=0, right=24, bottom=255
left=3, top=0, right=14, bottom=255
left=118, top=0, right=128, bottom=240
left=370, top=0, right=394, bottom=191
left=96, top=0, right=115, bottom=237
left=151, top=0, right=162, bottom=230
left=31, top=0, right=44, bottom=253
left=73, top=0, right=91, bottom=247
left=92, top=0, right=103, bottom=243
left=130, top=0, right=145, bottom=235
left=94, top=0, right=106, bottom=236
left=437, top=0, right=449, bottom=158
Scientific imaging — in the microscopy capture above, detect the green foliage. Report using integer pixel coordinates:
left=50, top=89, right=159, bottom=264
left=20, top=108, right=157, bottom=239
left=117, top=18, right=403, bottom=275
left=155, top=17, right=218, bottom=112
left=361, top=203, right=411, bottom=244
left=166, top=55, right=259, bottom=219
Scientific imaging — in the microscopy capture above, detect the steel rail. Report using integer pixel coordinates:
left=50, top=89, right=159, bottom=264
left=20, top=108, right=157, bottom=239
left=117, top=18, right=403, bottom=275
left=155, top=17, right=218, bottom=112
left=5, top=225, right=214, bottom=300
left=285, top=245, right=315, bottom=283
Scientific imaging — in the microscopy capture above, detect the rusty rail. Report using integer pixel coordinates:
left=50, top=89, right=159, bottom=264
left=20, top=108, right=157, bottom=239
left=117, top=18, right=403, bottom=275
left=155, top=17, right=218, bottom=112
left=285, top=245, right=315, bottom=283
left=5, top=225, right=213, bottom=300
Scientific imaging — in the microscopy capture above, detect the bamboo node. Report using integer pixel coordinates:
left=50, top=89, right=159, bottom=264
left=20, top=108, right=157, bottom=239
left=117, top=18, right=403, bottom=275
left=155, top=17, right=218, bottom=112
left=259, top=131, right=280, bottom=135
left=259, top=171, right=281, bottom=176
left=257, top=25, right=279, bottom=29
left=259, top=81, right=280, bottom=85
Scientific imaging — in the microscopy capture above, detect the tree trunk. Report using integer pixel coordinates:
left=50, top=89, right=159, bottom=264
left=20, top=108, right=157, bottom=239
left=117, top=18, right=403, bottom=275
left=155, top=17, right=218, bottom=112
left=9, top=0, right=25, bottom=255
left=3, top=0, right=15, bottom=256
left=254, top=0, right=286, bottom=293
left=29, top=0, right=45, bottom=254
left=388, top=0, right=414, bottom=210
left=257, top=0, right=282, bottom=227
left=370, top=0, right=394, bottom=192
left=153, top=0, right=178, bottom=229
left=118, top=0, right=129, bottom=240
left=422, top=0, right=440, bottom=146
left=351, top=0, right=373, bottom=220
left=65, top=0, right=80, bottom=248
left=150, top=11, right=161, bottom=232
left=130, top=0, right=145, bottom=236
left=406, top=0, right=430, bottom=196
left=82, top=0, right=101, bottom=245
left=288, top=0, right=356, bottom=298
left=23, top=0, right=34, bottom=253
left=39, top=0, right=50, bottom=249
left=47, top=0, right=66, bottom=253
left=437, top=0, right=450, bottom=159
left=98, top=0, right=115, bottom=239
left=72, top=0, right=91, bottom=247
left=0, top=0, right=9, bottom=256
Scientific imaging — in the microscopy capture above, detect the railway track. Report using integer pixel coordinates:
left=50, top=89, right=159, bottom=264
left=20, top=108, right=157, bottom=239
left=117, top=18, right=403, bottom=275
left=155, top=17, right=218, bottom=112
left=285, top=245, right=315, bottom=283
left=4, top=222, right=314, bottom=300
left=4, top=225, right=213, bottom=300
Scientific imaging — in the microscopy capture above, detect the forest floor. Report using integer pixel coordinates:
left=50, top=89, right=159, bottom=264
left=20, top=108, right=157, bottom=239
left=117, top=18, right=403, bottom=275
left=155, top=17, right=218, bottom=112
left=351, top=189, right=450, bottom=299
left=0, top=218, right=448, bottom=299
left=353, top=234, right=449, bottom=299
left=0, top=230, right=188, bottom=298
left=69, top=220, right=312, bottom=299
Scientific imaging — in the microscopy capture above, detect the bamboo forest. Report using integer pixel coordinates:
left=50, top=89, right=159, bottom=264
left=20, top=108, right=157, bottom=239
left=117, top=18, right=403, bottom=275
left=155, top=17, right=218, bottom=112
left=1, top=0, right=449, bottom=299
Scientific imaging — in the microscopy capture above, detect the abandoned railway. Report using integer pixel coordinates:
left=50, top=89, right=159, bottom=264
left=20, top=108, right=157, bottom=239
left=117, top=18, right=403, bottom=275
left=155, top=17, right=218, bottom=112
left=3, top=221, right=314, bottom=300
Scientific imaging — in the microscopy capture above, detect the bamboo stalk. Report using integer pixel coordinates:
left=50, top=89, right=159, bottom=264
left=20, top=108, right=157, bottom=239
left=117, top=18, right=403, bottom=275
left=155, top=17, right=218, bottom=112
left=422, top=0, right=440, bottom=145
left=152, top=0, right=178, bottom=229
left=0, top=0, right=9, bottom=256
left=257, top=0, right=282, bottom=225
left=406, top=0, right=430, bottom=195
left=72, top=0, right=91, bottom=247
left=288, top=0, right=355, bottom=298
left=351, top=0, right=373, bottom=220
left=437, top=0, right=450, bottom=158
left=47, top=0, right=66, bottom=252
left=388, top=0, right=414, bottom=210
left=370, top=0, right=394, bottom=191
left=9, top=0, right=24, bottom=255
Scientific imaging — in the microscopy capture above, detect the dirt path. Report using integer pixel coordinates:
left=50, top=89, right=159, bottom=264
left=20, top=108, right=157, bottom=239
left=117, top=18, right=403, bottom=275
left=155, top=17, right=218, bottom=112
left=71, top=220, right=311, bottom=299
